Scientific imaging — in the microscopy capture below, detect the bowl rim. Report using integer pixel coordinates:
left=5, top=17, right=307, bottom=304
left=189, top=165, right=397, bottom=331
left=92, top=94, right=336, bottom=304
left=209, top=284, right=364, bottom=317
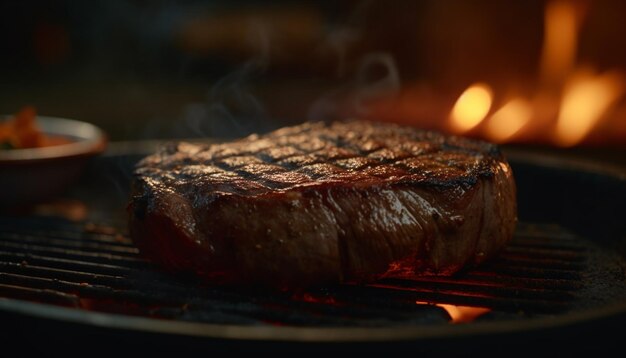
left=0, top=115, right=107, bottom=163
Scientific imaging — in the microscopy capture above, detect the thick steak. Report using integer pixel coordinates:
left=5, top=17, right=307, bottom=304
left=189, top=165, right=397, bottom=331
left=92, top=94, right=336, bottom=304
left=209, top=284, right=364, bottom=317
left=128, top=120, right=517, bottom=287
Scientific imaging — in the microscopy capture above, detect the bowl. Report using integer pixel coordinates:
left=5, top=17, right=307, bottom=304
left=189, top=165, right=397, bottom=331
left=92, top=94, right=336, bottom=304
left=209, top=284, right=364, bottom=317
left=0, top=115, right=107, bottom=209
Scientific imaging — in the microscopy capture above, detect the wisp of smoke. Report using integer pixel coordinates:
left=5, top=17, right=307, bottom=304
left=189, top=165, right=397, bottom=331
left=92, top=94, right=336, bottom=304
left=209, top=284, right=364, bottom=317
left=177, top=13, right=276, bottom=139
left=308, top=52, right=401, bottom=122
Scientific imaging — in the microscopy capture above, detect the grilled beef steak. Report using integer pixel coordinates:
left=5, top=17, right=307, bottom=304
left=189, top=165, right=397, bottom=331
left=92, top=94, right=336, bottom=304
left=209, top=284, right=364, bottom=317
left=128, top=120, right=517, bottom=287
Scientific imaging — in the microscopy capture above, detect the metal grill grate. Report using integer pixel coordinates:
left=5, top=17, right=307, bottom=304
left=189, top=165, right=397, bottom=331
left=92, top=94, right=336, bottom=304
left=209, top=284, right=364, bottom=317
left=0, top=216, right=594, bottom=327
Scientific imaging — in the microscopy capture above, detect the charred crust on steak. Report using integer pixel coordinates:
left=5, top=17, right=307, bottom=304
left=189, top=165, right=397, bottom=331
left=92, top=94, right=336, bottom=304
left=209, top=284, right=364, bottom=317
left=128, top=119, right=517, bottom=287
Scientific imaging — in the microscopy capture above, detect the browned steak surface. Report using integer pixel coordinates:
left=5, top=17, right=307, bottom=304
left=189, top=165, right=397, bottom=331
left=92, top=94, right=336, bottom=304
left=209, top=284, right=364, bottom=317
left=128, top=120, right=517, bottom=287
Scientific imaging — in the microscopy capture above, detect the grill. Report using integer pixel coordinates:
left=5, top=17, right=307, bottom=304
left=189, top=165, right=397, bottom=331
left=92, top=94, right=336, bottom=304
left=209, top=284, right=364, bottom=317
left=1, top=143, right=625, bottom=353
left=0, top=218, right=594, bottom=318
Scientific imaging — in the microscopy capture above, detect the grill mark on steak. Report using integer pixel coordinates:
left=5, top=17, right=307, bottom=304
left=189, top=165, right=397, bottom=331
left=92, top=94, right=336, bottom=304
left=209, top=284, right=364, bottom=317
left=128, top=119, right=517, bottom=287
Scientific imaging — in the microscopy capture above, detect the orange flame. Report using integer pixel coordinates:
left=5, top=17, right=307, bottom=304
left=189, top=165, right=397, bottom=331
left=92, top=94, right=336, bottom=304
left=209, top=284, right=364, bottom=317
left=416, top=301, right=491, bottom=324
left=540, top=0, right=580, bottom=86
left=445, top=0, right=625, bottom=146
left=449, top=83, right=493, bottom=133
left=485, top=98, right=533, bottom=143
left=555, top=68, right=625, bottom=146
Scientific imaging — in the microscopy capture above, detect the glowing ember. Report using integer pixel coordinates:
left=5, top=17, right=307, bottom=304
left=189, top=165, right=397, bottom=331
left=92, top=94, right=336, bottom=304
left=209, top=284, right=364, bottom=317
left=415, top=301, right=491, bottom=324
left=449, top=83, right=493, bottom=133
left=485, top=98, right=533, bottom=143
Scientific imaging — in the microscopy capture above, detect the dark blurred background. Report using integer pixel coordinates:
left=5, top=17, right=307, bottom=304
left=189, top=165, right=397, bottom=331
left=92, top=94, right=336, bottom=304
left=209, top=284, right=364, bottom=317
left=1, top=0, right=625, bottom=157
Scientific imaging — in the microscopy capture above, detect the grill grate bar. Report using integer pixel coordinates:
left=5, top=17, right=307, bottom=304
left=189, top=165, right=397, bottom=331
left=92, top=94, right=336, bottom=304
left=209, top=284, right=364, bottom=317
left=0, top=251, right=133, bottom=276
left=500, top=246, right=586, bottom=261
left=326, top=285, right=570, bottom=313
left=1, top=258, right=573, bottom=305
left=470, top=265, right=581, bottom=280
left=0, top=256, right=581, bottom=307
left=418, top=273, right=583, bottom=291
left=0, top=283, right=79, bottom=306
left=0, top=219, right=592, bottom=325
left=0, top=264, right=576, bottom=319
left=0, top=237, right=586, bottom=274
left=0, top=262, right=131, bottom=289
left=0, top=272, right=204, bottom=307
left=0, top=272, right=452, bottom=326
left=245, top=301, right=448, bottom=327
left=492, top=254, right=585, bottom=270
left=0, top=241, right=150, bottom=267
left=0, top=227, right=133, bottom=247
left=380, top=272, right=579, bottom=291
left=189, top=294, right=448, bottom=326
left=512, top=223, right=579, bottom=239
left=0, top=233, right=139, bottom=256
left=374, top=278, right=575, bottom=301
left=507, top=240, right=587, bottom=252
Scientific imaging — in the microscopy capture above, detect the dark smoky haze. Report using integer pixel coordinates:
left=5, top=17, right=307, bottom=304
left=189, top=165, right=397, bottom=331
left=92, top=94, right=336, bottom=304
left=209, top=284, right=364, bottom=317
left=0, top=0, right=532, bottom=139
left=1, top=0, right=626, bottom=155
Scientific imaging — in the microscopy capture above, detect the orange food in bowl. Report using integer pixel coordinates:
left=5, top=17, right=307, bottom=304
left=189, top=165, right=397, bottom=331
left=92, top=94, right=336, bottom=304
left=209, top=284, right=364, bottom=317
left=0, top=106, right=71, bottom=149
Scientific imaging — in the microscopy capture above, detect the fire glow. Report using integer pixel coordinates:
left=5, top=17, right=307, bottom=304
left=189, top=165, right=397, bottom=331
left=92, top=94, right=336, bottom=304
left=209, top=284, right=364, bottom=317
left=450, top=0, right=625, bottom=147
left=360, top=0, right=626, bottom=147
left=449, top=83, right=493, bottom=133
left=415, top=301, right=491, bottom=324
